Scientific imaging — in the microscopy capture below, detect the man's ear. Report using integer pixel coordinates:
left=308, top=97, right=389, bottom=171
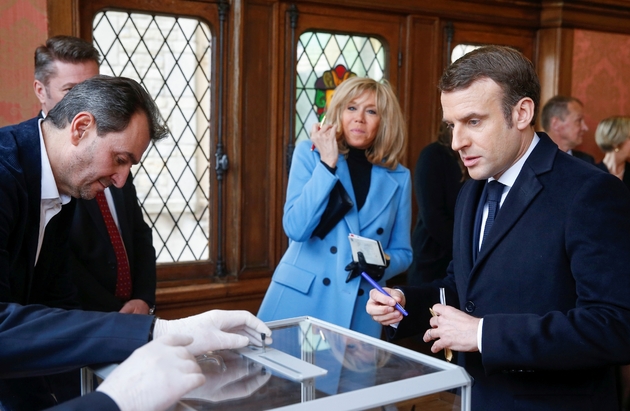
left=33, top=80, right=47, bottom=105
left=69, top=112, right=95, bottom=146
left=514, top=97, right=535, bottom=131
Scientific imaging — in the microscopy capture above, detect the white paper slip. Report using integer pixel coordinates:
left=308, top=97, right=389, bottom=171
left=348, top=233, right=386, bottom=266
left=235, top=346, right=328, bottom=381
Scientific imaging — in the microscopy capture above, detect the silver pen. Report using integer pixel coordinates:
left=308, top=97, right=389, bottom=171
left=439, top=288, right=453, bottom=362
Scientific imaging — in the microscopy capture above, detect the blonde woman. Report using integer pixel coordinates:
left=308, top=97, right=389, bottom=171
left=258, top=77, right=412, bottom=338
left=595, top=116, right=630, bottom=190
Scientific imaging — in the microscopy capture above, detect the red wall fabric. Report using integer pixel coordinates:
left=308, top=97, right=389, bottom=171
left=572, top=29, right=630, bottom=163
left=0, top=0, right=47, bottom=127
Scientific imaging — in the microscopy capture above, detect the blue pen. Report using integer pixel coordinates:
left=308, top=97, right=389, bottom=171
left=361, top=272, right=408, bottom=316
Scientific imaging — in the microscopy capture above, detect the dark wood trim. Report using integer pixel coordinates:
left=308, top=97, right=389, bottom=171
left=541, top=1, right=630, bottom=35
left=155, top=277, right=270, bottom=319
left=47, top=0, right=80, bottom=37
left=289, top=0, right=541, bottom=29
left=536, top=27, right=574, bottom=118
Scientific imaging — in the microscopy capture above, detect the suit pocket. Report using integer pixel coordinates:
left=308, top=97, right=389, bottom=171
left=273, top=262, right=316, bottom=295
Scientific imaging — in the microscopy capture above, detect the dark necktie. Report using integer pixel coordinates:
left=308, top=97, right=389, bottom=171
left=481, top=180, right=505, bottom=247
left=96, top=191, right=132, bottom=300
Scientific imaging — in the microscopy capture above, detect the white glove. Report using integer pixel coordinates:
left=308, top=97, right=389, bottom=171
left=154, top=310, right=272, bottom=356
left=97, top=334, right=205, bottom=411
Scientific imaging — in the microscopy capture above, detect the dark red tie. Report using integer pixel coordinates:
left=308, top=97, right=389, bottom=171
left=96, top=191, right=132, bottom=300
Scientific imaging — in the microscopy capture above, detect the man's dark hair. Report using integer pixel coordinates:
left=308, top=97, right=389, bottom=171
left=540, top=95, right=583, bottom=131
left=439, top=45, right=540, bottom=126
left=34, top=36, right=101, bottom=86
left=46, top=75, right=169, bottom=142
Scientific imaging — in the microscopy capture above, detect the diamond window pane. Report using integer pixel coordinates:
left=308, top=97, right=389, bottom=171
left=295, top=32, right=385, bottom=145
left=93, top=11, right=212, bottom=263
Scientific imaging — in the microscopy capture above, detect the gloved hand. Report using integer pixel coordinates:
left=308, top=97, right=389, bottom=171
left=182, top=350, right=271, bottom=402
left=153, top=310, right=272, bottom=356
left=345, top=251, right=387, bottom=283
left=97, top=334, right=205, bottom=411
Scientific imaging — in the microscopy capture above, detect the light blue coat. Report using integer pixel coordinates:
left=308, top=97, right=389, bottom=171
left=258, top=140, right=412, bottom=338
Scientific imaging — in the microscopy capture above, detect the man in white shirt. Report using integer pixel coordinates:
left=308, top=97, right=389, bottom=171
left=0, top=76, right=271, bottom=411
left=541, top=94, right=594, bottom=163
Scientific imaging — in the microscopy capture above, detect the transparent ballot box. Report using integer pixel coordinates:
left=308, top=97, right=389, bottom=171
left=83, top=316, right=471, bottom=410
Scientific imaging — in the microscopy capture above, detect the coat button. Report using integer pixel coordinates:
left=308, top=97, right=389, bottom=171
left=323, top=278, right=331, bottom=286
left=358, top=288, right=364, bottom=296
left=330, top=246, right=337, bottom=254
left=376, top=228, right=384, bottom=235
left=465, top=301, right=475, bottom=313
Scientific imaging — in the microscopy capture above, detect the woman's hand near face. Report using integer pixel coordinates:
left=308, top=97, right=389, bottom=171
left=310, top=122, right=338, bottom=168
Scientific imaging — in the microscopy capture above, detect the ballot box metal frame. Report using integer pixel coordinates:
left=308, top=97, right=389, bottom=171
left=82, top=316, right=471, bottom=411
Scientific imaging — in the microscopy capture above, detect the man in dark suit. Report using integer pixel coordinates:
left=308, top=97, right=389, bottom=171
left=0, top=76, right=271, bottom=411
left=367, top=46, right=630, bottom=410
left=34, top=35, right=156, bottom=315
left=541, top=94, right=595, bottom=163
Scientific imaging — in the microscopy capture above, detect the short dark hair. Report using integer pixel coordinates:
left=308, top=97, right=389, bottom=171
left=46, top=75, right=168, bottom=142
left=541, top=95, right=583, bottom=131
left=34, top=36, right=101, bottom=86
left=439, top=45, right=540, bottom=126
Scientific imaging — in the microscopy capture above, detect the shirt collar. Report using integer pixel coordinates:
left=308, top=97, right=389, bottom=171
left=489, top=133, right=540, bottom=188
left=39, top=119, right=71, bottom=205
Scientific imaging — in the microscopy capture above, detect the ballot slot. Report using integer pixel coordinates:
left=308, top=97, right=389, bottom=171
left=235, top=345, right=328, bottom=381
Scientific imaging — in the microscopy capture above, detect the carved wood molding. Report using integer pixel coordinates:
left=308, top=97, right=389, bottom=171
left=541, top=0, right=630, bottom=34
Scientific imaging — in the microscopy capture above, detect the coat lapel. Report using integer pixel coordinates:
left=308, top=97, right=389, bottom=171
left=459, top=179, right=485, bottom=274
left=358, top=166, right=400, bottom=230
left=11, top=118, right=44, bottom=303
left=337, top=159, right=402, bottom=234
left=470, top=133, right=556, bottom=279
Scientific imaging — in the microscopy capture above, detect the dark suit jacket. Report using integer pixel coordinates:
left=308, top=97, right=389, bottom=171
left=0, top=117, right=78, bottom=309
left=0, top=303, right=152, bottom=411
left=46, top=392, right=118, bottom=411
left=393, top=133, right=630, bottom=410
left=573, top=149, right=595, bottom=164
left=67, top=174, right=156, bottom=312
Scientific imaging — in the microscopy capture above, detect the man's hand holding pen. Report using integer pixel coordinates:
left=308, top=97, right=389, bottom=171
left=309, top=120, right=338, bottom=168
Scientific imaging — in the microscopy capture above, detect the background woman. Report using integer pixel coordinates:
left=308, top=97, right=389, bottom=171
left=407, top=123, right=467, bottom=286
left=258, top=77, right=412, bottom=338
left=594, top=116, right=630, bottom=190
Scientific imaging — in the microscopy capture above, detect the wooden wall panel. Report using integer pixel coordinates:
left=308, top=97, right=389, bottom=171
left=571, top=29, right=630, bottom=162
left=0, top=0, right=47, bottom=126
left=237, top=0, right=280, bottom=279
left=536, top=27, right=574, bottom=127
left=403, top=16, right=440, bottom=182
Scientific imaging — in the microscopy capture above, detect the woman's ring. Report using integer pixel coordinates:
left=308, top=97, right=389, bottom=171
left=427, top=329, right=432, bottom=340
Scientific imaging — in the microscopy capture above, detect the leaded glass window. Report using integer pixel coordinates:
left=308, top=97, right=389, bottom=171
left=93, top=11, right=212, bottom=263
left=295, top=32, right=385, bottom=144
